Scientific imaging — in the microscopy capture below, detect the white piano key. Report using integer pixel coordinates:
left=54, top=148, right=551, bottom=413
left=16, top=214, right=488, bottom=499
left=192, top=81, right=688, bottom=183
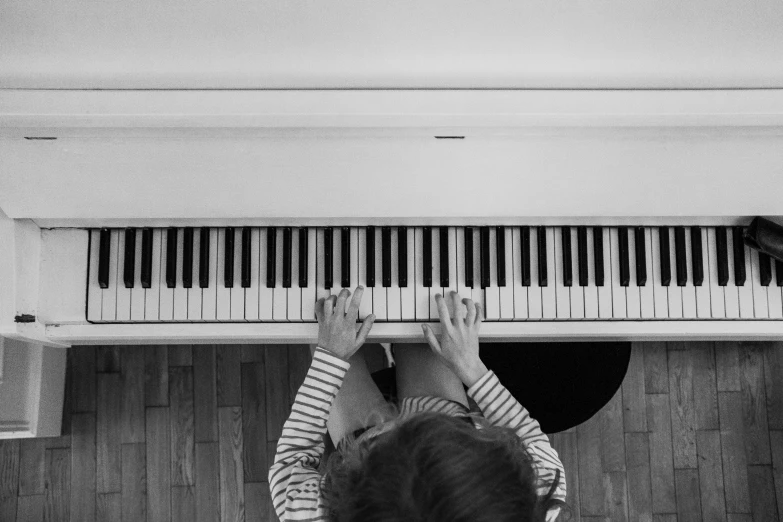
left=130, top=231, right=146, bottom=320
left=245, top=228, right=260, bottom=320
left=500, top=227, right=515, bottom=320
left=723, top=227, right=740, bottom=319
left=273, top=228, right=287, bottom=321
left=215, top=228, right=231, bottom=321
left=188, top=229, right=203, bottom=321
left=554, top=227, right=570, bottom=320
left=769, top=261, right=783, bottom=319
left=681, top=228, right=697, bottom=319
left=651, top=227, right=669, bottom=319
left=470, top=227, right=485, bottom=318
left=288, top=227, right=303, bottom=322
left=706, top=227, right=725, bottom=319
left=485, top=227, right=501, bottom=321
left=401, top=227, right=416, bottom=320
left=667, top=228, right=683, bottom=319
left=387, top=227, right=402, bottom=321
left=116, top=231, right=131, bottom=322
left=315, top=228, right=331, bottom=305
left=584, top=227, right=599, bottom=319
left=625, top=229, right=641, bottom=319
left=373, top=226, right=387, bottom=321
left=597, top=227, right=613, bottom=319
left=415, top=227, right=429, bottom=321
left=456, top=226, right=466, bottom=297
left=159, top=229, right=174, bottom=321
left=527, top=227, right=543, bottom=320
left=542, top=227, right=557, bottom=319
left=301, top=228, right=317, bottom=322
left=174, top=228, right=190, bottom=321
left=694, top=227, right=712, bottom=319
left=512, top=227, right=528, bottom=320
left=429, top=228, right=441, bottom=319
left=202, top=228, right=218, bottom=321
left=357, top=227, right=373, bottom=320
left=639, top=228, right=655, bottom=319
left=750, top=249, right=768, bottom=319
left=87, top=230, right=103, bottom=322
left=333, top=227, right=343, bottom=293
left=569, top=227, right=585, bottom=320
left=609, top=228, right=627, bottom=319
left=738, top=240, right=754, bottom=319
left=349, top=227, right=359, bottom=292
left=230, top=228, right=245, bottom=321
left=445, top=227, right=459, bottom=318
left=144, top=228, right=162, bottom=321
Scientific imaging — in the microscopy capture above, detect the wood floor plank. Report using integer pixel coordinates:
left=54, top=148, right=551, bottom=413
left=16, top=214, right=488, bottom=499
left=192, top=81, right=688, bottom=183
left=738, top=342, right=771, bottom=465
left=264, top=345, right=290, bottom=441
left=168, top=345, right=193, bottom=366
left=193, top=345, right=218, bottom=443
left=643, top=342, right=669, bottom=394
left=170, top=366, right=195, bottom=486
left=146, top=407, right=171, bottom=522
left=18, top=438, right=46, bottom=496
left=96, top=493, right=120, bottom=522
left=171, top=486, right=196, bottom=522
left=651, top=515, right=677, bottom=522
left=195, top=442, right=220, bottom=522
left=241, top=344, right=265, bottom=363
left=601, top=388, right=626, bottom=472
left=607, top=470, right=628, bottom=521
left=551, top=431, right=581, bottom=521
left=667, top=346, right=698, bottom=469
left=145, top=345, right=169, bottom=407
left=646, top=394, right=676, bottom=513
left=0, top=440, right=20, bottom=522
left=770, top=431, right=783, bottom=522
left=625, top=432, right=652, bottom=522
left=243, top=482, right=267, bottom=522
left=692, top=342, right=719, bottom=430
left=217, top=345, right=242, bottom=407
left=242, top=362, right=268, bottom=482
left=72, top=346, right=97, bottom=413
left=716, top=341, right=741, bottom=392
left=121, top=347, right=146, bottom=443
left=696, top=430, right=727, bottom=522
left=577, top=411, right=606, bottom=516
left=96, top=373, right=122, bottom=493
left=45, top=448, right=70, bottom=522
left=16, top=494, right=43, bottom=522
left=762, top=342, right=783, bottom=430
left=718, top=391, right=751, bottom=513
left=288, top=344, right=312, bottom=407
left=219, top=406, right=245, bottom=522
left=70, top=412, right=97, bottom=522
left=726, top=515, right=753, bottom=522
left=674, top=468, right=702, bottom=522
left=96, top=346, right=121, bottom=373
left=121, top=443, right=146, bottom=522
left=623, top=343, right=648, bottom=432
left=747, top=465, right=779, bottom=521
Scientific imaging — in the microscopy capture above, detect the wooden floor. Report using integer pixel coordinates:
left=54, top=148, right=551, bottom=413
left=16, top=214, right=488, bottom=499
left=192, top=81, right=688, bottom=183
left=0, top=341, right=781, bottom=522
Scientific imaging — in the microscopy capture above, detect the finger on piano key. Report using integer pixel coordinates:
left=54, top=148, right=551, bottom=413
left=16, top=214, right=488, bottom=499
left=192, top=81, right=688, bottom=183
left=769, top=258, right=783, bottom=318
left=428, top=227, right=440, bottom=319
left=87, top=229, right=104, bottom=321
left=596, top=227, right=612, bottom=319
left=357, top=227, right=373, bottom=320
left=215, top=228, right=231, bottom=321
left=302, top=228, right=317, bottom=321
left=626, top=227, right=642, bottom=318
left=202, top=227, right=219, bottom=321
left=750, top=248, right=769, bottom=318
left=159, top=229, right=174, bottom=321
left=609, top=227, right=627, bottom=319
left=144, top=228, right=162, bottom=321
left=340, top=227, right=351, bottom=289
left=499, top=227, right=514, bottom=319
left=484, top=226, right=501, bottom=321
left=116, top=230, right=131, bottom=321
left=640, top=228, right=655, bottom=318
left=373, top=226, right=388, bottom=320
left=737, top=230, right=754, bottom=318
left=584, top=227, right=599, bottom=319
left=527, top=226, right=543, bottom=319
left=287, top=227, right=302, bottom=322
left=694, top=227, right=711, bottom=318
left=681, top=227, right=697, bottom=318
left=470, top=227, right=485, bottom=317
left=188, top=227, right=203, bottom=321
left=723, top=226, right=740, bottom=319
left=401, top=227, right=416, bottom=320
left=273, top=227, right=287, bottom=321
left=569, top=226, right=585, bottom=319
left=245, top=228, right=260, bottom=321
left=387, top=226, right=402, bottom=321
left=512, top=226, right=528, bottom=320
left=553, top=227, right=570, bottom=319
left=315, top=228, right=331, bottom=304
left=707, top=227, right=725, bottom=319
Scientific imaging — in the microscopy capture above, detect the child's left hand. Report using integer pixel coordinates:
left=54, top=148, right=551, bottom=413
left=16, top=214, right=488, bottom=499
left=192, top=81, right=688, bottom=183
left=315, top=286, right=375, bottom=360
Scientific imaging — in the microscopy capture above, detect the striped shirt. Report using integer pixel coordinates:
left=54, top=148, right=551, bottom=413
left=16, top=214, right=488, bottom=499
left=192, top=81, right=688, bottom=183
left=269, top=347, right=567, bottom=521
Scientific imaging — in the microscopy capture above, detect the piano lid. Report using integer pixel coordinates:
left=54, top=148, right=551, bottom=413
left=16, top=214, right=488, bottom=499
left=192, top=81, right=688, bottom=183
left=1, top=0, right=783, bottom=89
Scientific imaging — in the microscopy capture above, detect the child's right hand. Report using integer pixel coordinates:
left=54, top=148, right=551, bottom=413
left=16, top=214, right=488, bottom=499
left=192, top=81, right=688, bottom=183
left=421, top=291, right=489, bottom=387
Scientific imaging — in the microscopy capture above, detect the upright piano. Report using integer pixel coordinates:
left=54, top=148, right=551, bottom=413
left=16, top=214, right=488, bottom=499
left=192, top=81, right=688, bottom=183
left=1, top=0, right=783, bottom=436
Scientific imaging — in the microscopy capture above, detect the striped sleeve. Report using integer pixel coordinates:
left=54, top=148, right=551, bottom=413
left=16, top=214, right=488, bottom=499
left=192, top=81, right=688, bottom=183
left=268, top=346, right=351, bottom=521
left=466, top=369, right=567, bottom=512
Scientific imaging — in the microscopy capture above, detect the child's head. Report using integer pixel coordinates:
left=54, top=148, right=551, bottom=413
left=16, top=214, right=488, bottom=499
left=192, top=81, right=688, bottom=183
left=322, top=412, right=570, bottom=522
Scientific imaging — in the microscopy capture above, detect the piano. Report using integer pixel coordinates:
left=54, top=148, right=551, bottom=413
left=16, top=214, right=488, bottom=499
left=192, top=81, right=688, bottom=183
left=2, top=0, right=783, bottom=435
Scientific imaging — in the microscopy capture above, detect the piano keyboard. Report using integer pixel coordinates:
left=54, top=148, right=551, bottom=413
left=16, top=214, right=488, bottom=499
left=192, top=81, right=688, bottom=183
left=86, top=226, right=783, bottom=323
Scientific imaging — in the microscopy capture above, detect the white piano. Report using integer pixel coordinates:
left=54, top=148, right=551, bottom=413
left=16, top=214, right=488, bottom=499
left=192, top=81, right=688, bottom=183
left=1, top=0, right=783, bottom=436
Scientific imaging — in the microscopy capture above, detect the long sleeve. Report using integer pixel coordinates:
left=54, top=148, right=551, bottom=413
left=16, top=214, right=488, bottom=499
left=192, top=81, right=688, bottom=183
left=467, top=369, right=567, bottom=521
left=268, top=347, right=350, bottom=521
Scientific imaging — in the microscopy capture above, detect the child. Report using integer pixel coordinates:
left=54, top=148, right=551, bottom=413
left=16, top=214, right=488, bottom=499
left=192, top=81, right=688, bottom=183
left=269, top=286, right=569, bottom=521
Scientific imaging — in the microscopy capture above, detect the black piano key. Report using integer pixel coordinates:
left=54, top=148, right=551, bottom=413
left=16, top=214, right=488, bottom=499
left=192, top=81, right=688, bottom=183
left=537, top=227, right=548, bottom=287
left=659, top=227, right=671, bottom=287
left=520, top=226, right=531, bottom=287
left=323, top=228, right=332, bottom=289
left=241, top=227, right=251, bottom=288
left=759, top=252, right=772, bottom=286
left=199, top=228, right=210, bottom=288
left=98, top=228, right=111, bottom=289
left=224, top=227, right=235, bottom=288
left=439, top=227, right=449, bottom=287
left=577, top=226, right=587, bottom=287
left=124, top=228, right=136, bottom=288
left=283, top=227, right=292, bottom=289
left=182, top=227, right=194, bottom=289
left=464, top=227, right=474, bottom=288
left=560, top=226, right=572, bottom=287
left=299, top=228, right=308, bottom=287
left=732, top=226, right=746, bottom=286
left=480, top=226, right=490, bottom=289
left=593, top=227, right=604, bottom=287
left=340, top=227, right=350, bottom=289
left=675, top=226, right=687, bottom=286
left=690, top=227, right=704, bottom=286
left=141, top=228, right=153, bottom=289
left=776, top=260, right=783, bottom=286
left=423, top=227, right=432, bottom=287
left=267, top=227, right=277, bottom=288
left=166, top=228, right=177, bottom=288
left=366, top=226, right=375, bottom=287
left=618, top=227, right=630, bottom=287
left=716, top=226, right=728, bottom=286
left=635, top=227, right=647, bottom=287
left=398, top=226, right=408, bottom=287
left=382, top=227, right=392, bottom=288
left=496, top=226, right=506, bottom=287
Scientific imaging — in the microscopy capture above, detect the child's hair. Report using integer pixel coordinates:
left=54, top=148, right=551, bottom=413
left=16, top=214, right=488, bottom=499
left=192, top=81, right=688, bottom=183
left=322, top=412, right=572, bottom=522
